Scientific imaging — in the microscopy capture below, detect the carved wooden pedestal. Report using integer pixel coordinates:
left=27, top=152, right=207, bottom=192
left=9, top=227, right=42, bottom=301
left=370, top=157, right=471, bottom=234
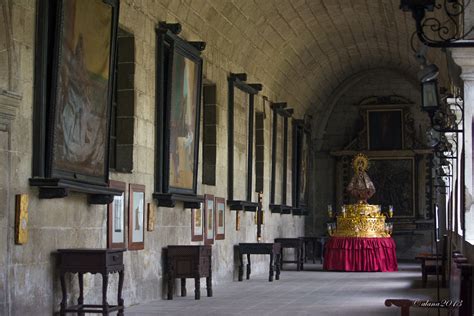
left=237, top=243, right=281, bottom=282
left=166, top=245, right=212, bottom=300
left=57, top=248, right=125, bottom=315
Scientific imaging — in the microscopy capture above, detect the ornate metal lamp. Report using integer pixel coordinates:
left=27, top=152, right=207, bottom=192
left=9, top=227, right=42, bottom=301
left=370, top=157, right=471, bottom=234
left=400, top=0, right=474, bottom=47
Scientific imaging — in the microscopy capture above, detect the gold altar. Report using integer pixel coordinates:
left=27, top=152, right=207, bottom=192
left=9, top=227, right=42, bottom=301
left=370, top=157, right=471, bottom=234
left=332, top=203, right=390, bottom=238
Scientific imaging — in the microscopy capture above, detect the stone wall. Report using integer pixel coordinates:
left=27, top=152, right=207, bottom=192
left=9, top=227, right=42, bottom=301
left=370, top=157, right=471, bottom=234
left=2, top=1, right=305, bottom=315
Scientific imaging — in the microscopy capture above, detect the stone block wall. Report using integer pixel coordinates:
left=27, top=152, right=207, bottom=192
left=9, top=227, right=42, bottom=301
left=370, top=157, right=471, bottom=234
left=1, top=1, right=305, bottom=315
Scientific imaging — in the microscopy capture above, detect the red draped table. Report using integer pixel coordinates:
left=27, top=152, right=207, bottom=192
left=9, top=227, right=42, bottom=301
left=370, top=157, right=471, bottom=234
left=323, top=237, right=398, bottom=272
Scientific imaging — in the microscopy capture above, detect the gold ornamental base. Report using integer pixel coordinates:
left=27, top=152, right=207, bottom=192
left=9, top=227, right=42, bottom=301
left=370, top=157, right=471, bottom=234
left=333, top=203, right=389, bottom=238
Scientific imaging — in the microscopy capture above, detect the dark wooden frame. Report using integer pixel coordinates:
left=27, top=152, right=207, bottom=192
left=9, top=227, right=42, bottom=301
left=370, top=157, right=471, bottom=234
left=270, top=103, right=293, bottom=214
left=153, top=22, right=205, bottom=208
left=191, top=205, right=204, bottom=241
left=215, top=197, right=225, bottom=240
left=204, top=194, right=215, bottom=245
left=30, top=0, right=121, bottom=204
left=292, top=119, right=310, bottom=216
left=367, top=109, right=404, bottom=150
left=227, top=73, right=262, bottom=212
left=128, top=183, right=145, bottom=250
left=107, top=180, right=126, bottom=248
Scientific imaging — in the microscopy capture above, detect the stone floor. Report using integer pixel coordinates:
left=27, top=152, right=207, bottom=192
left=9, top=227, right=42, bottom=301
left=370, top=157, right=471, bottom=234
left=127, top=262, right=450, bottom=316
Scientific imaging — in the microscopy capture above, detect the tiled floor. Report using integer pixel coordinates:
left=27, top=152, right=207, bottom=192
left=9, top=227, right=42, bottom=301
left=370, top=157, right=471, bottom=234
left=127, top=262, right=450, bottom=316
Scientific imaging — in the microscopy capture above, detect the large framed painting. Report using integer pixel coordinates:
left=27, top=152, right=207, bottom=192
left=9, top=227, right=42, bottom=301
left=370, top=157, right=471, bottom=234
left=191, top=205, right=204, bottom=241
left=367, top=157, right=415, bottom=218
left=154, top=24, right=204, bottom=208
left=367, top=109, right=404, bottom=150
left=204, top=194, right=214, bottom=245
left=215, top=197, right=225, bottom=240
left=31, top=0, right=120, bottom=202
left=107, top=180, right=126, bottom=248
left=292, top=119, right=310, bottom=213
left=128, top=184, right=145, bottom=250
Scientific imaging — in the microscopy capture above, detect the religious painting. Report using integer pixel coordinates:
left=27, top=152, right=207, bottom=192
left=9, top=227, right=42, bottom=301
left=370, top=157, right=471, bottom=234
left=367, top=109, right=403, bottom=150
left=154, top=27, right=203, bottom=204
left=168, top=51, right=199, bottom=190
left=367, top=158, right=415, bottom=217
left=50, top=0, right=118, bottom=183
left=128, top=184, right=145, bottom=250
left=107, top=180, right=126, bottom=248
left=299, top=130, right=308, bottom=206
left=204, top=194, right=214, bottom=245
left=215, top=197, right=225, bottom=240
left=191, top=205, right=204, bottom=241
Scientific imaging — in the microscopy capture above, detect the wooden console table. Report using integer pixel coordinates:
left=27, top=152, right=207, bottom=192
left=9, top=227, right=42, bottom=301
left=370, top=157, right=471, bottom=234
left=301, top=236, right=328, bottom=264
left=237, top=243, right=281, bottom=282
left=57, top=248, right=125, bottom=315
left=166, top=245, right=212, bottom=300
left=275, top=238, right=304, bottom=271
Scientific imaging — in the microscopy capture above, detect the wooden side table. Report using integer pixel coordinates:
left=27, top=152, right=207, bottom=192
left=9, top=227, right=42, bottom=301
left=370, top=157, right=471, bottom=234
left=57, top=248, right=125, bottom=315
left=301, top=236, right=328, bottom=264
left=274, top=238, right=304, bottom=271
left=166, top=245, right=212, bottom=300
left=238, top=243, right=281, bottom=282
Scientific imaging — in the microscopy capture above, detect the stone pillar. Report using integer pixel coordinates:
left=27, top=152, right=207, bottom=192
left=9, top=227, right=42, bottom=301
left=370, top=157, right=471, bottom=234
left=451, top=48, right=474, bottom=244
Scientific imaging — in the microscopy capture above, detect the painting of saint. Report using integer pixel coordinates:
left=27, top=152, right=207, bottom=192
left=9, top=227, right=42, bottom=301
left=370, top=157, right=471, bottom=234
left=368, top=110, right=403, bottom=150
left=169, top=52, right=199, bottom=190
left=132, top=191, right=144, bottom=243
left=299, top=132, right=308, bottom=205
left=215, top=197, right=225, bottom=239
left=52, top=0, right=114, bottom=179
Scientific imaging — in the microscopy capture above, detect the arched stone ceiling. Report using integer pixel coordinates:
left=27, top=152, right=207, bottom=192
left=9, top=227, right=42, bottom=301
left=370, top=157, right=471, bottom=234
left=130, top=0, right=448, bottom=115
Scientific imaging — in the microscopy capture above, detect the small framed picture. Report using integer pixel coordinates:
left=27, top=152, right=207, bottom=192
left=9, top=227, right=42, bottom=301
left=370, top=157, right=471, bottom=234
left=204, top=194, right=214, bottom=245
left=128, top=184, right=145, bottom=250
left=215, top=197, right=225, bottom=240
left=107, top=180, right=126, bottom=249
left=191, top=205, right=204, bottom=241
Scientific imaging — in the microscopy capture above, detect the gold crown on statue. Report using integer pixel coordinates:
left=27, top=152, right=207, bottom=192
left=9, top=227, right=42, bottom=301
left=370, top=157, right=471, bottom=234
left=352, top=153, right=369, bottom=174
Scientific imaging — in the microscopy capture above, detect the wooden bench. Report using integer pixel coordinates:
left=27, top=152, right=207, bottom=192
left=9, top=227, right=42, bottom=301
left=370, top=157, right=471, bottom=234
left=449, top=252, right=472, bottom=316
left=415, top=234, right=447, bottom=287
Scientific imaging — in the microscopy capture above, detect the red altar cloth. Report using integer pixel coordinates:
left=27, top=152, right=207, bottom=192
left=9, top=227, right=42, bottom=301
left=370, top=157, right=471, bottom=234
left=323, top=237, right=398, bottom=272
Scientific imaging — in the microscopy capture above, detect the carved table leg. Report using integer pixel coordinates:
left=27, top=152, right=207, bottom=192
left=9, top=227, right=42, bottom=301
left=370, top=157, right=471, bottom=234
left=296, top=247, right=301, bottom=271
left=269, top=253, right=274, bottom=282
left=101, top=273, right=109, bottom=315
left=300, top=246, right=304, bottom=271
left=181, top=278, right=186, bottom=297
left=60, top=272, right=67, bottom=316
left=194, top=278, right=201, bottom=300
left=118, top=270, right=124, bottom=316
left=78, top=272, right=84, bottom=316
left=206, top=261, right=213, bottom=297
left=238, top=253, right=243, bottom=281
left=246, top=254, right=251, bottom=280
left=280, top=248, right=284, bottom=271
left=314, top=240, right=317, bottom=264
left=167, top=259, right=174, bottom=300
left=276, top=254, right=281, bottom=280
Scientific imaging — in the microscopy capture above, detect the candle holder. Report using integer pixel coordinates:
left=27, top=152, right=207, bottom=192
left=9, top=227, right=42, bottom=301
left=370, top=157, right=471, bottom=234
left=341, top=206, right=346, bottom=218
left=327, top=204, right=333, bottom=218
left=388, top=205, right=394, bottom=218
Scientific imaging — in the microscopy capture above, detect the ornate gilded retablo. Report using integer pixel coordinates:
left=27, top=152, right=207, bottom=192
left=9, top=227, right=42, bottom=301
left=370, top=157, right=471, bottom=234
left=332, top=154, right=390, bottom=238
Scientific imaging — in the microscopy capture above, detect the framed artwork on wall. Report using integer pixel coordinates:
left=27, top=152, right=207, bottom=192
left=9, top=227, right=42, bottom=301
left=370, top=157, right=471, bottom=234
left=154, top=23, right=205, bottom=208
left=204, top=194, right=214, bottom=244
left=128, top=184, right=145, bottom=250
left=292, top=119, right=310, bottom=216
left=367, top=157, right=415, bottom=218
left=367, top=109, right=404, bottom=150
left=107, top=180, right=126, bottom=248
left=31, top=0, right=121, bottom=203
left=191, top=205, right=204, bottom=241
left=215, top=197, right=225, bottom=240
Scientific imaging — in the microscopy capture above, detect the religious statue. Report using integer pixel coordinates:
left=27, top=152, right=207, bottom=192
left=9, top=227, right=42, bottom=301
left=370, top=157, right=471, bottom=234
left=346, top=153, right=375, bottom=203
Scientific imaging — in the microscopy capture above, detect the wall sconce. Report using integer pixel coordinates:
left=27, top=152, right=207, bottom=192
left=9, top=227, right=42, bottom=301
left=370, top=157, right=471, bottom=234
left=400, top=0, right=474, bottom=48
